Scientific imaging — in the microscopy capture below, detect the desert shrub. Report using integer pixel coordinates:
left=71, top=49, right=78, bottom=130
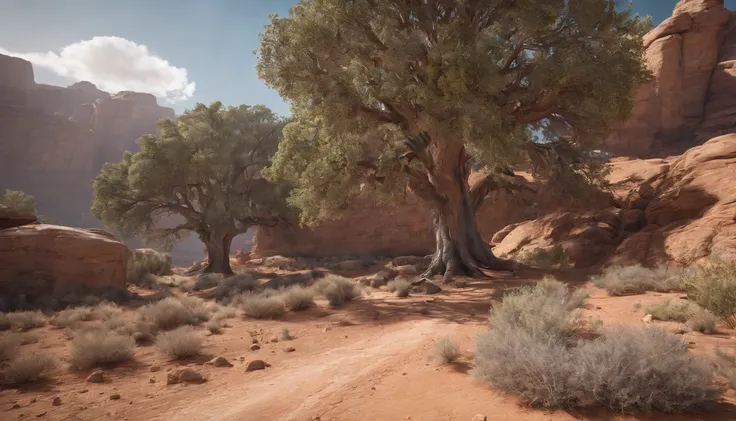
left=591, top=265, right=684, bottom=296
left=281, top=327, right=293, bottom=340
left=137, top=296, right=215, bottom=330
left=0, top=334, right=21, bottom=361
left=490, top=277, right=587, bottom=340
left=155, top=326, right=203, bottom=359
left=713, top=347, right=736, bottom=388
left=435, top=336, right=459, bottom=364
left=106, top=315, right=158, bottom=343
left=683, top=259, right=736, bottom=328
left=387, top=279, right=412, bottom=297
left=644, top=300, right=695, bottom=323
left=212, top=273, right=260, bottom=302
left=0, top=353, right=57, bottom=385
left=205, top=320, right=223, bottom=334
left=193, top=273, right=221, bottom=291
left=211, top=306, right=237, bottom=321
left=241, top=293, right=286, bottom=319
left=50, top=307, right=95, bottom=329
left=280, top=285, right=314, bottom=311
left=126, top=250, right=173, bottom=285
left=517, top=245, right=571, bottom=269
left=577, top=326, right=719, bottom=413
left=473, top=278, right=720, bottom=412
left=3, top=311, right=46, bottom=331
left=69, top=328, right=136, bottom=370
left=312, top=275, right=361, bottom=307
left=687, top=308, right=718, bottom=334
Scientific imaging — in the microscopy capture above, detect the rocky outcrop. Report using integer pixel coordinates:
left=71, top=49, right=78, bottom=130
left=0, top=223, right=131, bottom=295
left=606, top=0, right=735, bottom=156
left=0, top=53, right=175, bottom=228
left=495, top=134, right=736, bottom=267
left=0, top=205, right=37, bottom=230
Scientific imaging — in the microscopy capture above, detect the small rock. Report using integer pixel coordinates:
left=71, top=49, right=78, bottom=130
left=149, top=365, right=160, bottom=372
left=204, top=356, right=233, bottom=368
left=284, top=347, right=296, bottom=353
left=471, top=415, right=487, bottom=421
left=415, top=281, right=441, bottom=295
left=642, top=314, right=653, bottom=324
left=249, top=344, right=261, bottom=351
left=245, top=360, right=269, bottom=372
left=455, top=280, right=467, bottom=288
left=78, top=390, right=88, bottom=394
left=29, top=398, right=36, bottom=404
left=251, top=338, right=259, bottom=344
left=323, top=327, right=331, bottom=332
left=131, top=332, right=147, bottom=343
left=11, top=403, right=20, bottom=409
left=109, top=394, right=121, bottom=401
left=173, top=367, right=205, bottom=384
left=166, top=374, right=178, bottom=385
left=396, top=265, right=418, bottom=276
left=35, top=412, right=46, bottom=418
left=86, top=370, right=104, bottom=383
left=51, top=397, right=61, bottom=407
left=270, top=337, right=279, bottom=343
left=149, top=378, right=155, bottom=384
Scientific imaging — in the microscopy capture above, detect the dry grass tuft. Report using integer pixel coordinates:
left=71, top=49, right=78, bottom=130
left=280, top=286, right=315, bottom=311
left=127, top=250, right=173, bottom=285
left=683, top=258, right=736, bottom=328
left=0, top=334, right=22, bottom=361
left=137, top=296, right=217, bottom=330
left=312, top=275, right=361, bottom=307
left=241, top=293, right=286, bottom=319
left=517, top=245, right=571, bottom=269
left=1, top=311, right=46, bottom=331
left=591, top=265, right=684, bottom=296
left=435, top=336, right=459, bottom=364
left=387, top=279, right=412, bottom=298
left=0, top=354, right=58, bottom=385
left=69, top=328, right=136, bottom=370
left=644, top=300, right=695, bottom=323
left=155, top=326, right=203, bottom=359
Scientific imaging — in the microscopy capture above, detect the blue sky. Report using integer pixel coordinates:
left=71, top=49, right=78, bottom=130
left=1, top=0, right=733, bottom=116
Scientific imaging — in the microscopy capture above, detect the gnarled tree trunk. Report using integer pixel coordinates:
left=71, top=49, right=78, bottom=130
left=202, top=230, right=236, bottom=274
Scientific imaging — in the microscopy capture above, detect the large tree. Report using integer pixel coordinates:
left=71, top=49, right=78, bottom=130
left=259, top=0, right=650, bottom=281
left=92, top=102, right=291, bottom=274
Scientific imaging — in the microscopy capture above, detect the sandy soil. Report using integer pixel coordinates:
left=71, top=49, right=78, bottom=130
left=3, top=268, right=736, bottom=421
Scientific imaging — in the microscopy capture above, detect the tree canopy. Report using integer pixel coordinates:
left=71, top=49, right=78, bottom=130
left=258, top=0, right=650, bottom=280
left=92, top=102, right=291, bottom=273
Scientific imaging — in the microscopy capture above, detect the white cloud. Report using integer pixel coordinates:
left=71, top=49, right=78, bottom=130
left=0, top=36, right=195, bottom=103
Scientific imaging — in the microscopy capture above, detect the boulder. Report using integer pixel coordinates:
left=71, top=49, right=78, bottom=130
left=0, top=224, right=131, bottom=296
left=245, top=360, right=269, bottom=372
left=0, top=205, right=37, bottom=230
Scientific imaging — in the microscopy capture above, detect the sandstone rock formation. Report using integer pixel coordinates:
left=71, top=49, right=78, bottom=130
left=606, top=0, right=736, bottom=156
left=495, top=134, right=736, bottom=267
left=0, top=222, right=131, bottom=296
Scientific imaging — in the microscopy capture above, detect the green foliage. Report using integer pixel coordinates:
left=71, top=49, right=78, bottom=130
left=517, top=245, right=571, bottom=269
left=259, top=0, right=650, bottom=224
left=683, top=258, right=736, bottom=328
left=91, top=102, right=291, bottom=263
left=591, top=265, right=684, bottom=296
left=126, top=250, right=173, bottom=285
left=0, top=189, right=35, bottom=213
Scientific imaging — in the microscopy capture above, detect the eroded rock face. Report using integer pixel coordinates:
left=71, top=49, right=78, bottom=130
left=0, top=224, right=131, bottom=295
left=606, top=0, right=735, bottom=156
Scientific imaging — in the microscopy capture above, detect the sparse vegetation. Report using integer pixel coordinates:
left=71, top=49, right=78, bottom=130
left=193, top=273, right=221, bottom=291
left=713, top=347, right=736, bottom=388
left=517, top=245, right=571, bottom=269
left=212, top=273, right=261, bottom=302
left=50, top=307, right=94, bottom=329
left=2, top=311, right=46, bottom=331
left=205, top=320, right=224, bottom=334
left=0, top=353, right=58, bottom=385
left=312, top=275, right=361, bottom=307
left=592, top=265, right=684, bottom=296
left=280, top=285, right=315, bottom=311
left=473, top=278, right=720, bottom=412
left=0, top=334, right=21, bottom=361
left=241, top=293, right=286, bottom=319
left=683, top=258, right=736, bottom=328
left=126, top=250, right=173, bottom=285
left=137, top=296, right=217, bottom=330
left=435, top=336, right=459, bottom=364
left=281, top=327, right=293, bottom=341
left=69, top=329, right=136, bottom=370
left=1, top=189, right=35, bottom=213
left=687, top=308, right=718, bottom=334
left=644, top=300, right=695, bottom=323
left=156, top=326, right=203, bottom=359
left=388, top=279, right=412, bottom=298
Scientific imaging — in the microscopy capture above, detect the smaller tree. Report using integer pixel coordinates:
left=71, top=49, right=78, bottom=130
left=1, top=189, right=36, bottom=213
left=92, top=102, right=291, bottom=274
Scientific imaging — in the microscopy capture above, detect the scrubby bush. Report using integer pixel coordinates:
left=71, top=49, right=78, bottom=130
left=435, top=336, right=459, bottom=364
left=644, top=300, right=695, bottom=323
left=388, top=279, right=412, bottom=298
left=472, top=278, right=720, bottom=412
left=212, top=273, right=260, bottom=302
left=591, top=265, right=684, bottom=296
left=126, top=250, right=173, bottom=285
left=50, top=307, right=95, bottom=329
left=205, top=320, right=223, bottom=334
left=0, top=334, right=21, bottom=361
left=241, top=293, right=286, bottom=319
left=683, top=259, right=736, bottom=328
left=69, top=328, right=136, bottom=370
left=0, top=353, right=58, bottom=385
left=517, top=245, right=571, bottom=269
left=687, top=308, right=718, bottom=334
left=2, top=311, right=46, bottom=331
left=105, top=315, right=158, bottom=344
left=281, top=327, right=293, bottom=340
left=312, top=275, right=361, bottom=307
left=577, top=326, right=718, bottom=413
left=280, top=286, right=314, bottom=311
left=155, top=326, right=203, bottom=359
left=137, top=296, right=216, bottom=330
left=713, top=347, right=736, bottom=388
